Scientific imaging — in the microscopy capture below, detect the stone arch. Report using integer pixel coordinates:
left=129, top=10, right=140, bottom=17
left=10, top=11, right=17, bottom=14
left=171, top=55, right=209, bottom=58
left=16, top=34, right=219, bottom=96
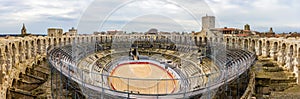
left=238, top=39, right=242, bottom=47
left=100, top=36, right=103, bottom=43
left=226, top=38, right=230, bottom=46
left=54, top=38, right=57, bottom=46
left=258, top=40, right=262, bottom=55
left=37, top=39, right=41, bottom=54
left=194, top=36, right=198, bottom=46
left=272, top=42, right=279, bottom=61
left=63, top=37, right=67, bottom=45
left=18, top=42, right=23, bottom=62
left=199, top=37, right=202, bottom=44
left=11, top=43, right=17, bottom=66
left=251, top=40, right=255, bottom=52
left=204, top=37, right=207, bottom=44
left=31, top=40, right=35, bottom=57
left=282, top=43, right=287, bottom=54
left=232, top=38, right=235, bottom=47
left=281, top=43, right=287, bottom=65
left=91, top=37, right=94, bottom=42
left=96, top=36, right=99, bottom=42
left=298, top=47, right=300, bottom=58
left=289, top=45, right=294, bottom=57
left=244, top=39, right=248, bottom=50
left=287, top=45, right=294, bottom=71
left=293, top=44, right=297, bottom=57
left=47, top=38, right=51, bottom=47
left=42, top=57, right=46, bottom=61
left=43, top=39, right=46, bottom=53
left=110, top=36, right=113, bottom=42
left=58, top=38, right=62, bottom=45
left=0, top=48, right=3, bottom=65
left=266, top=41, right=270, bottom=57
left=53, top=38, right=57, bottom=46
left=86, top=36, right=89, bottom=42
left=68, top=37, right=71, bottom=44
left=274, top=42, right=278, bottom=50
left=25, top=41, right=30, bottom=59
left=37, top=59, right=41, bottom=65
left=5, top=45, right=11, bottom=72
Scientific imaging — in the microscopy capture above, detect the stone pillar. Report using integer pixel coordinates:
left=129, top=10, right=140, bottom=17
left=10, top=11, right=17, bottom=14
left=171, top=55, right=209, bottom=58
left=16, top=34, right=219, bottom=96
left=270, top=47, right=276, bottom=60
left=262, top=44, right=268, bottom=57
left=19, top=48, right=24, bottom=62
left=293, top=57, right=300, bottom=84
left=277, top=50, right=284, bottom=67
left=297, top=67, right=300, bottom=85
left=45, top=39, right=50, bottom=54
left=14, top=54, right=20, bottom=68
left=296, top=66, right=300, bottom=85
left=25, top=41, right=31, bottom=59
left=31, top=41, right=36, bottom=57
left=255, top=45, right=260, bottom=56
left=285, top=52, right=293, bottom=71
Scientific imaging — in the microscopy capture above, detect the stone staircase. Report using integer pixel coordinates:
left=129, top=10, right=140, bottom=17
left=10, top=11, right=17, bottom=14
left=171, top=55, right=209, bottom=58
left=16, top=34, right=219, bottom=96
left=6, top=61, right=51, bottom=99
left=254, top=57, right=298, bottom=98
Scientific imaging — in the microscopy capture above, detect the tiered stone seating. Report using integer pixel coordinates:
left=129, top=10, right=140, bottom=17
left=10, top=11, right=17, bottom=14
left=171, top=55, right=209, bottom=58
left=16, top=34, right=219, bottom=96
left=47, top=37, right=256, bottom=98
left=7, top=60, right=50, bottom=99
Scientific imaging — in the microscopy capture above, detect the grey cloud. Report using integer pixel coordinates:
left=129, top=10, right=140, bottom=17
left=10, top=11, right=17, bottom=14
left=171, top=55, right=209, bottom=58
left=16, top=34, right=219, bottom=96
left=0, top=0, right=299, bottom=34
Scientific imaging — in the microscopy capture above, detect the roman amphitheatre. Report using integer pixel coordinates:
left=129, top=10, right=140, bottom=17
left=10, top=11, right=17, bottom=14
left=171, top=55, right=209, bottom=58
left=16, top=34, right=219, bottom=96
left=0, top=16, right=299, bottom=99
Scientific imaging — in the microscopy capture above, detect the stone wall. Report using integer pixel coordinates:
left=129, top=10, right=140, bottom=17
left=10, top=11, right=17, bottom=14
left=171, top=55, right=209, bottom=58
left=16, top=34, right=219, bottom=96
left=194, top=36, right=300, bottom=84
left=1, top=34, right=299, bottom=98
left=240, top=71, right=256, bottom=99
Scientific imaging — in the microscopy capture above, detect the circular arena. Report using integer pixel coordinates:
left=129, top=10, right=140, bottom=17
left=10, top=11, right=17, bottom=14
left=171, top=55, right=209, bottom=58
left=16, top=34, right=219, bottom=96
left=47, top=34, right=256, bottom=98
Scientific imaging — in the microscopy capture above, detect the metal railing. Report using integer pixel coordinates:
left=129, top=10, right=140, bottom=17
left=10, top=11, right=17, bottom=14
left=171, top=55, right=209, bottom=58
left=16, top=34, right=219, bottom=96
left=47, top=37, right=256, bottom=98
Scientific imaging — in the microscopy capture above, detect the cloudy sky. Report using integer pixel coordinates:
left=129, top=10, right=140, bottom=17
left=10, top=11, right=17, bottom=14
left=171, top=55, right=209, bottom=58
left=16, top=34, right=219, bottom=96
left=0, top=0, right=299, bottom=34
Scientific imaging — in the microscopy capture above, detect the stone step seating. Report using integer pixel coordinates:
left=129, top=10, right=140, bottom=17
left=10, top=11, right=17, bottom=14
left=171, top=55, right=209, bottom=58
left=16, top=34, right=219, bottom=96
left=182, top=62, right=206, bottom=90
left=93, top=61, right=103, bottom=72
left=61, top=45, right=72, bottom=55
left=7, top=61, right=50, bottom=99
left=213, top=53, right=227, bottom=66
left=79, top=61, right=91, bottom=71
left=26, top=68, right=48, bottom=81
left=102, top=57, right=113, bottom=72
left=181, top=61, right=200, bottom=77
left=7, top=87, right=36, bottom=99
left=270, top=92, right=300, bottom=99
left=20, top=73, right=44, bottom=84
left=92, top=54, right=118, bottom=73
left=150, top=54, right=166, bottom=62
left=12, top=78, right=41, bottom=92
left=34, top=64, right=50, bottom=75
left=199, top=59, right=212, bottom=74
left=112, top=43, right=131, bottom=49
left=85, top=55, right=98, bottom=64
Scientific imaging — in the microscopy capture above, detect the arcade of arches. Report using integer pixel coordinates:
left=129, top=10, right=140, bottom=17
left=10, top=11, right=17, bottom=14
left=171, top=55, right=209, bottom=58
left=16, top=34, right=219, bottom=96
left=0, top=35, right=299, bottom=98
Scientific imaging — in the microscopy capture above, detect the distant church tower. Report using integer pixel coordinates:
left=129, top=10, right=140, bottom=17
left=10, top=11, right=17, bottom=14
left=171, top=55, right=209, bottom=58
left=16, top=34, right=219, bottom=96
left=244, top=24, right=250, bottom=31
left=21, top=23, right=27, bottom=35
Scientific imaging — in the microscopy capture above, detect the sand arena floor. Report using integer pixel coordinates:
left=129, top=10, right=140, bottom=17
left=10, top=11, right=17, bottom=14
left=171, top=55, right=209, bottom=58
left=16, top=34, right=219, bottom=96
left=109, top=62, right=178, bottom=94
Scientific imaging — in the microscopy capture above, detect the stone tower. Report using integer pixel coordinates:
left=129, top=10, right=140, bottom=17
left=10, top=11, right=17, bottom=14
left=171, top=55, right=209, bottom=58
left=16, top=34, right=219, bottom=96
left=68, top=27, right=77, bottom=36
left=269, top=27, right=274, bottom=33
left=202, top=15, right=215, bottom=32
left=244, top=24, right=250, bottom=31
left=48, top=28, right=63, bottom=37
left=21, top=23, right=27, bottom=35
